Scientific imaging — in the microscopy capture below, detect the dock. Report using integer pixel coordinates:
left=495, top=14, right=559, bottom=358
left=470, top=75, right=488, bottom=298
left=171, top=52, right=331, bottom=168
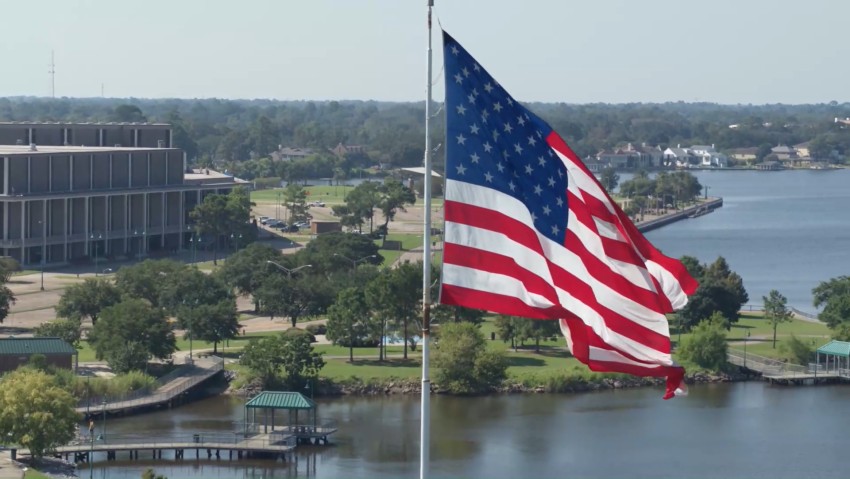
left=77, top=356, right=224, bottom=417
left=728, top=349, right=848, bottom=385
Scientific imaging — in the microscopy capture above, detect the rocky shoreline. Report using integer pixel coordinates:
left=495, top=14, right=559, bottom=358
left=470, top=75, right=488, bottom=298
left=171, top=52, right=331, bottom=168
left=228, top=369, right=753, bottom=398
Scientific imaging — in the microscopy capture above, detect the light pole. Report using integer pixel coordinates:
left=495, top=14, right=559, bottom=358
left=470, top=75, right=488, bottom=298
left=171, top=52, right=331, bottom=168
left=333, top=253, right=377, bottom=271
left=101, top=400, right=107, bottom=441
left=134, top=230, right=146, bottom=262
left=704, top=185, right=710, bottom=200
left=37, top=220, right=45, bottom=290
left=90, top=233, right=102, bottom=276
left=266, top=260, right=312, bottom=279
left=189, top=233, right=198, bottom=265
left=744, top=331, right=750, bottom=369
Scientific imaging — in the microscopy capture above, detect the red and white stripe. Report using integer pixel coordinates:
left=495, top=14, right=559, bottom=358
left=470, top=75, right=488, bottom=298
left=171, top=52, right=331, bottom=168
left=440, top=131, right=697, bottom=399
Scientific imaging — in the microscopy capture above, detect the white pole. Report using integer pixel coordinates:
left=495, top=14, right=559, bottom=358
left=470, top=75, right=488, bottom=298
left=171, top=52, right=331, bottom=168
left=420, top=1, right=434, bottom=478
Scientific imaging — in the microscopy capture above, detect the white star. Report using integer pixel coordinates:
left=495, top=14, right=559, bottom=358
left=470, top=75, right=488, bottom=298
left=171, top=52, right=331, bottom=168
left=503, top=123, right=513, bottom=134
left=456, top=163, right=467, bottom=175
left=483, top=142, right=493, bottom=153
left=525, top=164, right=534, bottom=175
left=454, top=73, right=463, bottom=84
left=551, top=224, right=560, bottom=235
left=506, top=97, right=514, bottom=106
left=473, top=63, right=480, bottom=72
left=496, top=162, right=505, bottom=172
left=468, top=94, right=476, bottom=104
left=556, top=197, right=564, bottom=207
left=538, top=156, right=546, bottom=167
left=525, top=113, right=531, bottom=120
left=456, top=134, right=467, bottom=145
left=543, top=205, right=551, bottom=216
left=470, top=152, right=480, bottom=163
left=484, top=171, right=493, bottom=182
left=481, top=110, right=489, bottom=123
left=502, top=150, right=510, bottom=159
left=536, top=130, right=543, bottom=139
left=462, top=67, right=470, bottom=77
left=557, top=168, right=564, bottom=178
left=471, top=88, right=479, bottom=97
left=531, top=212, right=538, bottom=222
left=528, top=135, right=537, bottom=146
left=517, top=115, right=526, bottom=126
left=547, top=176, right=556, bottom=187
left=508, top=181, right=516, bottom=191
left=470, top=124, right=480, bottom=134
left=548, top=149, right=554, bottom=157
left=534, top=184, right=543, bottom=195
left=492, top=130, right=500, bottom=141
left=456, top=104, right=466, bottom=115
left=514, top=143, right=523, bottom=154
left=494, top=102, right=504, bottom=113
left=451, top=45, right=459, bottom=55
left=484, top=82, right=494, bottom=93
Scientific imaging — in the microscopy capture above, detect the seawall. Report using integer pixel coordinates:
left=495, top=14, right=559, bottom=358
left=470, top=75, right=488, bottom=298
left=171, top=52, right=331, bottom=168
left=636, top=197, right=723, bottom=233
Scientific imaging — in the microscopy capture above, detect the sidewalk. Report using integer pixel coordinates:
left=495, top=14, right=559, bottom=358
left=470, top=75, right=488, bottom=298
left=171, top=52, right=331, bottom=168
left=0, top=453, right=23, bottom=479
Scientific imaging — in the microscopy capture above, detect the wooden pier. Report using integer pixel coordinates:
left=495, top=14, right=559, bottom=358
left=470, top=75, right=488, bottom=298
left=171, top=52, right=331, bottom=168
left=728, top=349, right=849, bottom=385
left=77, top=356, right=224, bottom=417
left=23, top=431, right=299, bottom=464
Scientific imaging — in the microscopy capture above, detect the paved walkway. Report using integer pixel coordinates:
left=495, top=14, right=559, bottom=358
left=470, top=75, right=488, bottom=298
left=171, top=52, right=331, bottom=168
left=0, top=454, right=23, bottom=479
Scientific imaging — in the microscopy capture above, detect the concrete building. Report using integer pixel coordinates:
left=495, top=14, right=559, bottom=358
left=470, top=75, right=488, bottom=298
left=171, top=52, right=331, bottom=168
left=0, top=121, right=172, bottom=148
left=0, top=143, right=243, bottom=265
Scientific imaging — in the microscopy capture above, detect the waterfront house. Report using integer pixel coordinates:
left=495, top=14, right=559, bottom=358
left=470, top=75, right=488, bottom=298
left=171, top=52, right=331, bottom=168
left=770, top=145, right=797, bottom=161
left=727, top=147, right=758, bottom=163
left=663, top=146, right=696, bottom=168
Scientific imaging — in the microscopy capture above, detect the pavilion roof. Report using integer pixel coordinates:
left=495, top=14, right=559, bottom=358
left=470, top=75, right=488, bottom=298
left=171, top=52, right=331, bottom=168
left=245, top=391, right=315, bottom=410
left=817, top=340, right=850, bottom=357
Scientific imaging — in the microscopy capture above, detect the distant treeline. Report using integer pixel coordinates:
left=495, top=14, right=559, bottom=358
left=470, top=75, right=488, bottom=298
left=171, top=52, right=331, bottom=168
left=2, top=97, right=850, bottom=179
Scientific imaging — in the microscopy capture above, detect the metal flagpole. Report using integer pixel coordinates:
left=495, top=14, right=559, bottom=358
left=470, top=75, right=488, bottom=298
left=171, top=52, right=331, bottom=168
left=420, top=1, right=434, bottom=478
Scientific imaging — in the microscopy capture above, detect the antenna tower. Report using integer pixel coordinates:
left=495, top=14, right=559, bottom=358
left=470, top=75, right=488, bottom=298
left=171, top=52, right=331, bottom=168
left=48, top=51, right=56, bottom=98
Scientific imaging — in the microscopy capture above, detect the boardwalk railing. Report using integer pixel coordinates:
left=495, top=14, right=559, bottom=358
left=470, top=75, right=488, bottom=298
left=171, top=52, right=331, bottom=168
left=790, top=307, right=819, bottom=321
left=727, top=349, right=812, bottom=378
left=242, top=420, right=338, bottom=437
left=69, top=431, right=295, bottom=448
left=77, top=356, right=224, bottom=413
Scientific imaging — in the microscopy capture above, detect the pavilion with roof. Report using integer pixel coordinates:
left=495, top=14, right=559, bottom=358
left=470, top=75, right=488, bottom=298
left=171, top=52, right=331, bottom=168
left=816, top=340, right=850, bottom=374
left=244, top=391, right=337, bottom=445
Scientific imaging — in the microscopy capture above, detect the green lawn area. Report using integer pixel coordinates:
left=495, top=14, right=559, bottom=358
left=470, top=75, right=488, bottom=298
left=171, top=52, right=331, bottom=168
left=251, top=185, right=355, bottom=205
left=24, top=469, right=51, bottom=479
left=726, top=313, right=829, bottom=340
left=322, top=357, right=424, bottom=380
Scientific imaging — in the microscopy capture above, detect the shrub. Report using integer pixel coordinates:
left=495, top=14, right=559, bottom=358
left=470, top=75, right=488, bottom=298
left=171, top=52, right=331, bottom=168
left=433, top=322, right=507, bottom=394
left=677, top=312, right=729, bottom=371
left=305, top=324, right=327, bottom=336
left=779, top=335, right=815, bottom=365
left=282, top=328, right=316, bottom=343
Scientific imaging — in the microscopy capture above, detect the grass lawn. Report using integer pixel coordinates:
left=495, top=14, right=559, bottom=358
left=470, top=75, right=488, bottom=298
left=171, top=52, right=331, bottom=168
left=378, top=249, right=404, bottom=266
left=727, top=313, right=830, bottom=340
left=312, top=344, right=404, bottom=357
left=251, top=185, right=356, bottom=205
left=322, top=357, right=424, bottom=380
left=24, top=469, right=51, bottom=479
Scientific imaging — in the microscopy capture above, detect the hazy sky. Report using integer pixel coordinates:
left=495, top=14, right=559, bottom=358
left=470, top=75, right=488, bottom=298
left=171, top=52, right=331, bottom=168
left=2, top=0, right=847, bottom=104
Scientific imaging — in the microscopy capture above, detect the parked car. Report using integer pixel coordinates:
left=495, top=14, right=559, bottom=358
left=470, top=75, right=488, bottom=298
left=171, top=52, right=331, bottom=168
left=266, top=220, right=282, bottom=228
left=285, top=224, right=300, bottom=233
left=260, top=217, right=270, bottom=225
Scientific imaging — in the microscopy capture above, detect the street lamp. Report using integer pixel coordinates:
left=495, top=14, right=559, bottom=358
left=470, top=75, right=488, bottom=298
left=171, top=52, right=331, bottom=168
left=90, top=233, right=103, bottom=276
left=189, top=231, right=199, bottom=266
left=744, top=331, right=750, bottom=369
left=266, top=260, right=312, bottom=279
left=37, top=220, right=45, bottom=290
left=333, top=253, right=377, bottom=270
left=134, top=230, right=146, bottom=262
left=704, top=185, right=710, bottom=200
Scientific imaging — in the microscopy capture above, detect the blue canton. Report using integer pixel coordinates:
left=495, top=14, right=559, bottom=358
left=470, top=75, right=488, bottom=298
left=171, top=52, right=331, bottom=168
left=443, top=31, right=569, bottom=244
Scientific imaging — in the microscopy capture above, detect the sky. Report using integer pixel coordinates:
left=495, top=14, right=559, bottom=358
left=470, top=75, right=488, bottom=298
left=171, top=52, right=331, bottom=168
left=1, top=0, right=847, bottom=104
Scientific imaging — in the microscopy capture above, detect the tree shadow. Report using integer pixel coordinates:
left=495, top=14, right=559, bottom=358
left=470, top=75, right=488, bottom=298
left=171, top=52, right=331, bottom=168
left=504, top=356, right=546, bottom=367
left=0, top=326, right=31, bottom=335
left=7, top=279, right=34, bottom=285
left=348, top=359, right=420, bottom=368
left=730, top=324, right=756, bottom=330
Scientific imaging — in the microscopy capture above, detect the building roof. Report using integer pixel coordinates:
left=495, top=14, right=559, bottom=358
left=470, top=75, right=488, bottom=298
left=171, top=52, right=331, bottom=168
left=245, top=391, right=316, bottom=410
left=0, top=337, right=77, bottom=356
left=727, top=147, right=759, bottom=155
left=771, top=145, right=795, bottom=154
left=400, top=167, right=443, bottom=178
left=817, top=340, right=850, bottom=357
left=665, top=148, right=690, bottom=157
left=0, top=144, right=179, bottom=156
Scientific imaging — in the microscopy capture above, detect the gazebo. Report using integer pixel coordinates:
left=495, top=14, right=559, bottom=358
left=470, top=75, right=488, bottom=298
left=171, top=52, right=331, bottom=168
left=244, top=391, right=316, bottom=434
left=815, top=340, right=850, bottom=374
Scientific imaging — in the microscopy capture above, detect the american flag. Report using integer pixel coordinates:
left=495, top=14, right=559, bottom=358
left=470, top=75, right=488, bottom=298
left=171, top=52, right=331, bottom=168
left=438, top=31, right=698, bottom=399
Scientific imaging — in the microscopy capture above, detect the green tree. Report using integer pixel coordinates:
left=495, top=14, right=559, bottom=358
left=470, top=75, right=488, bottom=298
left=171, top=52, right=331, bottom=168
left=190, top=188, right=253, bottom=265
left=813, top=276, right=850, bottom=329
left=248, top=115, right=279, bottom=158
left=110, top=104, right=146, bottom=123
left=283, top=183, right=309, bottom=224
left=255, top=272, right=331, bottom=328
left=778, top=335, right=815, bottom=365
left=600, top=166, right=620, bottom=192
left=114, top=259, right=184, bottom=309
left=88, top=298, right=176, bottom=372
left=704, top=256, right=749, bottom=306
left=240, top=335, right=285, bottom=385
left=326, top=287, right=376, bottom=361
left=215, top=243, right=283, bottom=311
left=0, top=256, right=21, bottom=282
left=679, top=255, right=705, bottom=281
left=336, top=181, right=381, bottom=233
left=756, top=143, right=773, bottom=161
left=297, top=232, right=381, bottom=275
left=33, top=318, right=82, bottom=348
left=763, top=289, right=792, bottom=349
left=0, top=282, right=14, bottom=324
left=527, top=319, right=561, bottom=353
left=55, top=278, right=122, bottom=325
left=433, top=322, right=507, bottom=394
left=365, top=262, right=422, bottom=359
left=494, top=315, right=532, bottom=351
left=278, top=333, right=325, bottom=390
left=0, top=369, right=78, bottom=460
left=678, top=283, right=740, bottom=330
left=677, top=312, right=728, bottom=371
left=377, top=178, right=416, bottom=238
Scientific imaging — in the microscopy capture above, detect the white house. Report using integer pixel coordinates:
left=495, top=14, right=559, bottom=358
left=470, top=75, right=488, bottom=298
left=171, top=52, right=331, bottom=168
left=663, top=146, right=696, bottom=167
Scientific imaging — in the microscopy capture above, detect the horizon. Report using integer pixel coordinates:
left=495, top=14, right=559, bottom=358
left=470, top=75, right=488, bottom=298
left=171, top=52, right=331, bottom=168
left=2, top=0, right=848, bottom=104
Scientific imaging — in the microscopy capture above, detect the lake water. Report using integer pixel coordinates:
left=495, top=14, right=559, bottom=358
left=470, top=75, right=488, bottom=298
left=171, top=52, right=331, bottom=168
left=91, top=383, right=850, bottom=479
left=86, top=169, right=850, bottom=478
left=641, top=169, right=850, bottom=310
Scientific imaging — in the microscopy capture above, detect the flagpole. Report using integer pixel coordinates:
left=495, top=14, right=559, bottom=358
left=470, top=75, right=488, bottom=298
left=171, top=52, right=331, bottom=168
left=420, top=1, right=434, bottom=478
